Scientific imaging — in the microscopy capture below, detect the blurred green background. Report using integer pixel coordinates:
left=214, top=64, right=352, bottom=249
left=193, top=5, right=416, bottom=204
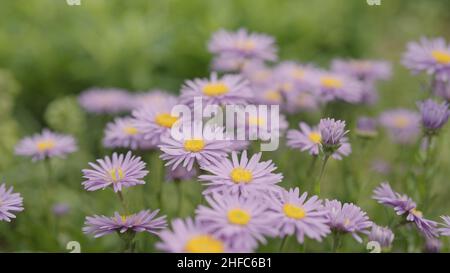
left=1, top=0, right=450, bottom=252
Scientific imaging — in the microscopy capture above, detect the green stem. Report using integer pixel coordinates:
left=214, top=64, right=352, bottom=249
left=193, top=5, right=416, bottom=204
left=306, top=155, right=318, bottom=177
left=175, top=180, right=183, bottom=216
left=120, top=231, right=136, bottom=253
left=117, top=191, right=129, bottom=215
left=279, top=235, right=289, bottom=252
left=314, top=154, right=330, bottom=196
left=332, top=232, right=341, bottom=253
left=419, top=134, right=434, bottom=207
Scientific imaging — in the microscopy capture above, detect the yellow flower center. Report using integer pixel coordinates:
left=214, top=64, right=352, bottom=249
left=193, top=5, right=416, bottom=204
left=411, top=208, right=423, bottom=217
left=431, top=50, right=450, bottom=64
left=155, top=113, right=178, bottom=128
left=227, top=208, right=251, bottom=225
left=283, top=203, right=306, bottom=219
left=184, top=235, right=224, bottom=253
left=308, top=132, right=322, bottom=144
left=320, top=76, right=343, bottom=89
left=109, top=167, right=125, bottom=182
left=36, top=140, right=56, bottom=152
left=123, top=126, right=139, bottom=135
left=248, top=116, right=265, bottom=127
left=183, top=139, right=205, bottom=152
left=281, top=82, right=293, bottom=92
left=121, top=215, right=127, bottom=223
left=393, top=116, right=409, bottom=128
left=291, top=68, right=305, bottom=79
left=252, top=70, right=270, bottom=82
left=230, top=168, right=253, bottom=184
left=235, top=39, right=256, bottom=51
left=344, top=218, right=351, bottom=226
left=264, top=90, right=282, bottom=102
left=202, top=83, right=229, bottom=96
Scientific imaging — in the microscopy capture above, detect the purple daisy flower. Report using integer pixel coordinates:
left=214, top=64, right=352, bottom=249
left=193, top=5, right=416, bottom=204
left=372, top=182, right=438, bottom=238
left=355, top=116, right=378, bottom=138
left=287, top=122, right=351, bottom=160
left=52, top=203, right=70, bottom=217
left=438, top=215, right=450, bottom=236
left=424, top=237, right=442, bottom=253
left=82, top=151, right=148, bottom=192
left=208, top=28, right=277, bottom=62
left=402, top=37, right=450, bottom=76
left=379, top=109, right=421, bottom=144
left=0, top=183, right=24, bottom=222
left=331, top=59, right=392, bottom=82
left=78, top=87, right=133, bottom=114
left=165, top=165, right=197, bottom=182
left=83, top=209, right=167, bottom=238
left=267, top=188, right=330, bottom=243
left=311, top=71, right=364, bottom=104
left=251, top=85, right=284, bottom=106
left=324, top=199, right=372, bottom=243
left=103, top=117, right=155, bottom=150
left=241, top=61, right=274, bottom=87
left=131, top=96, right=179, bottom=146
left=319, top=118, right=349, bottom=146
left=15, top=129, right=77, bottom=161
left=368, top=224, right=394, bottom=249
left=196, top=192, right=276, bottom=251
left=157, top=218, right=241, bottom=253
left=237, top=109, right=288, bottom=141
left=200, top=150, right=283, bottom=197
left=131, top=90, right=177, bottom=110
left=418, top=99, right=449, bottom=132
left=179, top=72, right=252, bottom=106
left=285, top=90, right=320, bottom=113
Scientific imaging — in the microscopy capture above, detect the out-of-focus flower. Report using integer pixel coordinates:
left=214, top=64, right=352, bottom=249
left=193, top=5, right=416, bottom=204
left=311, top=71, right=364, bottom=103
left=324, top=199, right=372, bottom=243
left=355, top=116, right=378, bottom=138
left=78, top=88, right=133, bottom=114
left=331, top=59, right=392, bottom=82
left=157, top=218, right=242, bottom=253
left=200, top=150, right=282, bottom=197
left=238, top=109, right=288, bottom=141
left=370, top=159, right=392, bottom=175
left=418, top=99, right=449, bottom=133
left=241, top=61, right=274, bottom=87
left=82, top=151, right=148, bottom=192
left=180, top=73, right=252, bottom=106
left=379, top=109, right=421, bottom=144
left=434, top=78, right=450, bottom=101
left=402, top=37, right=450, bottom=77
left=0, top=183, right=24, bottom=222
left=103, top=117, right=154, bottom=150
left=83, top=210, right=167, bottom=238
left=267, top=188, right=330, bottom=243
left=372, top=182, right=438, bottom=238
left=15, top=129, right=77, bottom=161
left=208, top=28, right=277, bottom=62
left=131, top=90, right=177, bottom=110
left=368, top=224, right=394, bottom=249
left=165, top=165, right=197, bottom=182
left=424, top=237, right=441, bottom=253
left=438, top=215, right=450, bottom=236
left=52, top=203, right=70, bottom=217
left=196, top=192, right=276, bottom=251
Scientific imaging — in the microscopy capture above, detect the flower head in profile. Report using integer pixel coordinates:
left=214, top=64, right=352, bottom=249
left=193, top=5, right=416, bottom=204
left=267, top=188, right=330, bottom=243
left=368, top=224, right=394, bottom=249
left=180, top=72, right=252, bottom=106
left=331, top=59, right=392, bottom=82
left=0, top=184, right=24, bottom=222
left=319, top=118, right=348, bottom=146
left=379, top=109, right=421, bottom=144
left=372, top=182, right=438, bottom=238
left=355, top=116, right=378, bottom=138
left=402, top=37, right=450, bottom=76
left=78, top=88, right=133, bottom=114
left=15, top=129, right=77, bottom=161
left=196, top=192, right=276, bottom=251
left=324, top=199, right=372, bottom=243
left=208, top=28, right=277, bottom=62
left=200, top=150, right=283, bottom=197
left=418, top=99, right=449, bottom=133
left=83, top=209, right=167, bottom=238
left=82, top=151, right=148, bottom=192
left=157, top=218, right=243, bottom=253
left=103, top=117, right=155, bottom=150
left=287, top=122, right=351, bottom=160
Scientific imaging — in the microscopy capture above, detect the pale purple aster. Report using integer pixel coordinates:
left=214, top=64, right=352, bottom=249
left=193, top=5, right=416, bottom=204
left=241, top=61, right=274, bottom=87
left=179, top=72, right=253, bottom=106
left=83, top=209, right=167, bottom=238
left=131, top=90, right=177, bottom=110
left=78, top=88, right=133, bottom=114
left=159, top=126, right=230, bottom=171
left=211, top=54, right=252, bottom=73
left=157, top=218, right=241, bottom=253
left=311, top=71, right=364, bottom=104
left=287, top=122, right=351, bottom=160
left=402, top=37, right=450, bottom=76
left=15, top=129, right=77, bottom=161
left=438, top=215, right=450, bottom=236
left=200, top=150, right=283, bottom=197
left=274, top=62, right=317, bottom=90
left=319, top=118, right=348, bottom=146
left=359, top=83, right=379, bottom=105
left=0, top=184, right=24, bottom=222
left=424, top=237, right=442, bottom=253
left=324, top=199, right=372, bottom=243
left=379, top=109, right=421, bottom=144
left=368, top=224, right=394, bottom=249
left=284, top=90, right=320, bottom=113
left=331, top=59, right=392, bottom=82
left=267, top=188, right=330, bottom=243
left=372, top=182, right=438, bottom=238
left=103, top=117, right=155, bottom=150
left=251, top=84, right=284, bottom=106
left=355, top=116, right=378, bottom=138
left=418, top=99, right=449, bottom=132
left=208, top=28, right=277, bottom=62
left=82, top=151, right=148, bottom=192
left=165, top=165, right=197, bottom=182
left=196, top=192, right=277, bottom=251
left=237, top=110, right=288, bottom=141
left=371, top=159, right=392, bottom=175
left=131, top=96, right=179, bottom=146
left=52, top=203, right=70, bottom=217
left=434, top=77, right=450, bottom=101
